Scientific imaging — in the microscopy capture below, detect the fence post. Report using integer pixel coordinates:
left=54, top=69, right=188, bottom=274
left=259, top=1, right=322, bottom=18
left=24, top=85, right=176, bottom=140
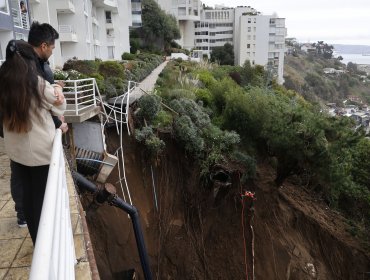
left=74, top=80, right=78, bottom=115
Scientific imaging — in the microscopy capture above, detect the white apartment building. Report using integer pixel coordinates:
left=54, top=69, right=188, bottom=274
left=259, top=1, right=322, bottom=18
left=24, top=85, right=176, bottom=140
left=156, top=0, right=202, bottom=49
left=1, top=0, right=140, bottom=68
left=155, top=1, right=287, bottom=83
left=236, top=10, right=286, bottom=84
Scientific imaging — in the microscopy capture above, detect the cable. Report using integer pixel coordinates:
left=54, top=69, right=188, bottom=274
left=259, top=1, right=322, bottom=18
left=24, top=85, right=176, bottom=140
left=242, top=196, right=249, bottom=280
left=239, top=172, right=249, bottom=280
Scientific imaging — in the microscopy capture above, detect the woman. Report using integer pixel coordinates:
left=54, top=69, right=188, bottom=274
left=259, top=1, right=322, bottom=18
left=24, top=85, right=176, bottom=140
left=0, top=40, right=66, bottom=244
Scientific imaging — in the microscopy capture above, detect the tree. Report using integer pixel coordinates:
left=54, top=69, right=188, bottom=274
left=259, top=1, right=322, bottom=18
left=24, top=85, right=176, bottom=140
left=141, top=0, right=180, bottom=50
left=210, top=43, right=234, bottom=65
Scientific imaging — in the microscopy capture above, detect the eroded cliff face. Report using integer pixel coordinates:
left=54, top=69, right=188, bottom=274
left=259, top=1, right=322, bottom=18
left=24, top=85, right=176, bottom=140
left=82, top=129, right=370, bottom=280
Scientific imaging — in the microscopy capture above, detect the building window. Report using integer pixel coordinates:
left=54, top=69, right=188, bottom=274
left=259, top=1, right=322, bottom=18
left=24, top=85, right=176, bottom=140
left=247, top=44, right=250, bottom=48
left=254, top=18, right=256, bottom=23
left=248, top=27, right=251, bottom=32
left=247, top=35, right=251, bottom=40
left=248, top=18, right=251, bottom=23
left=105, top=11, right=112, bottom=23
left=0, top=0, right=9, bottom=14
left=108, top=46, right=114, bottom=59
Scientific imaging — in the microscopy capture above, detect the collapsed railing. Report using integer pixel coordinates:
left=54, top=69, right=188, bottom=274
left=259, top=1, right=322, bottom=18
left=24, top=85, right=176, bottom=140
left=63, top=78, right=98, bottom=116
left=30, top=129, right=76, bottom=280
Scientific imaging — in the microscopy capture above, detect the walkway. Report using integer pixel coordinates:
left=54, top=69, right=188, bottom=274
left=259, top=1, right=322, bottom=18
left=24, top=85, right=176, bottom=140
left=0, top=138, right=94, bottom=280
left=108, top=59, right=169, bottom=105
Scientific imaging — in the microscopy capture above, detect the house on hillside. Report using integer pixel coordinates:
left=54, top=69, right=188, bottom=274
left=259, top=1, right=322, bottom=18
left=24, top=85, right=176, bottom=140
left=301, top=43, right=316, bottom=53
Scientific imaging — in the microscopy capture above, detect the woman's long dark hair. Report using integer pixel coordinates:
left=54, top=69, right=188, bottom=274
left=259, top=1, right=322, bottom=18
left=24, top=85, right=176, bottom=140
left=0, top=40, right=44, bottom=133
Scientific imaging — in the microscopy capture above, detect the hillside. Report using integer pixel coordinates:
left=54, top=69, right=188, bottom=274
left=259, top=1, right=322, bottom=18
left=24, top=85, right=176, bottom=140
left=284, top=51, right=370, bottom=105
left=72, top=58, right=370, bottom=279
left=85, top=131, right=370, bottom=279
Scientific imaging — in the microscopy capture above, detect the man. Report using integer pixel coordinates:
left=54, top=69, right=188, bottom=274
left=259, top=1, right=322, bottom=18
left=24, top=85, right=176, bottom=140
left=10, top=21, right=68, bottom=227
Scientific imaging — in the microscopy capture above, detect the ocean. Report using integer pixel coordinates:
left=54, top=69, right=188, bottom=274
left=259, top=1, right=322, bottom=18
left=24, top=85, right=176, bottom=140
left=336, top=53, right=370, bottom=65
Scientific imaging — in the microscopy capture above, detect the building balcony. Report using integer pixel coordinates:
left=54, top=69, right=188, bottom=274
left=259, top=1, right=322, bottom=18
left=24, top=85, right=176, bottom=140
left=11, top=8, right=29, bottom=30
left=105, top=19, right=114, bottom=29
left=178, top=14, right=200, bottom=21
left=103, top=0, right=118, bottom=8
left=55, top=0, right=75, bottom=14
left=59, top=25, right=78, bottom=42
left=94, top=39, right=100, bottom=46
left=106, top=36, right=115, bottom=45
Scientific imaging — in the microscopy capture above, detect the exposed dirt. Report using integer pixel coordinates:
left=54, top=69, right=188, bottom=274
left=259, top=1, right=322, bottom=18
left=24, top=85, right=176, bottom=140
left=82, top=128, right=370, bottom=280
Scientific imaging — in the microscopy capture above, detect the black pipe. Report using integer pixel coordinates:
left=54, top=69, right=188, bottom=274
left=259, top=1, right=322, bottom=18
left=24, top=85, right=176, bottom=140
left=72, top=171, right=153, bottom=280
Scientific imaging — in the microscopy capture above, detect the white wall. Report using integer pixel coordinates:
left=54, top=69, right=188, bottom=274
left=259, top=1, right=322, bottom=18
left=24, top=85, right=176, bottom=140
left=29, top=0, right=132, bottom=68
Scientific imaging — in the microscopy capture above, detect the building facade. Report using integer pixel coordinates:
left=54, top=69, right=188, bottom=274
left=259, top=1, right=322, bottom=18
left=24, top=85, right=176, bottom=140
left=155, top=1, right=287, bottom=83
left=0, top=0, right=30, bottom=65
left=0, top=0, right=139, bottom=68
left=236, top=9, right=286, bottom=84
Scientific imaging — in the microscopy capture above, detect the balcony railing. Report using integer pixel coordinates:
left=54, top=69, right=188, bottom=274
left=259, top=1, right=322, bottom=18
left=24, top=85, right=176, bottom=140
left=11, top=8, right=29, bottom=29
left=59, top=25, right=78, bottom=42
left=63, top=78, right=98, bottom=116
left=29, top=129, right=76, bottom=280
left=55, top=0, right=75, bottom=13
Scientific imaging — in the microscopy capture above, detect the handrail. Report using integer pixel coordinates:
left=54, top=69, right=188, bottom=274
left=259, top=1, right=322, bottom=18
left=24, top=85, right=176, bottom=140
left=62, top=78, right=96, bottom=116
left=30, top=129, right=76, bottom=280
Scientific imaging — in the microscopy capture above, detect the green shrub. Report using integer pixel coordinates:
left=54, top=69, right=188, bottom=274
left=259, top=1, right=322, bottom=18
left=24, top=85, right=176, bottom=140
left=65, top=69, right=87, bottom=80
left=168, top=89, right=196, bottom=100
left=195, top=88, right=212, bottom=106
left=54, top=69, right=69, bottom=80
left=135, top=126, right=165, bottom=155
left=169, top=98, right=210, bottom=128
left=104, top=82, right=117, bottom=99
left=106, top=77, right=125, bottom=93
left=138, top=94, right=162, bottom=122
left=98, top=61, right=124, bottom=78
left=122, top=52, right=136, bottom=60
left=231, top=151, right=256, bottom=181
left=152, top=110, right=173, bottom=128
left=63, top=60, right=99, bottom=75
left=174, top=115, right=204, bottom=156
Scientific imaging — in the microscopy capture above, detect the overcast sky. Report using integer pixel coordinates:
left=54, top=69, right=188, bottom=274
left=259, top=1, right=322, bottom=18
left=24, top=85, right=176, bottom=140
left=201, top=0, right=370, bottom=46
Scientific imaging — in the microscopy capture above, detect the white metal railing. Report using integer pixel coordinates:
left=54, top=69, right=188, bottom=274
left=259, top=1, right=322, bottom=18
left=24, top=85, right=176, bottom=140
left=11, top=8, right=29, bottom=29
left=101, top=80, right=136, bottom=137
left=59, top=24, right=76, bottom=34
left=63, top=78, right=97, bottom=115
left=30, top=129, right=76, bottom=280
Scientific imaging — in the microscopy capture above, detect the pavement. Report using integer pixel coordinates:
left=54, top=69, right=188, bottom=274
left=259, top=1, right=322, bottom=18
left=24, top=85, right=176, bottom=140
left=0, top=138, right=93, bottom=280
left=107, top=59, right=169, bottom=105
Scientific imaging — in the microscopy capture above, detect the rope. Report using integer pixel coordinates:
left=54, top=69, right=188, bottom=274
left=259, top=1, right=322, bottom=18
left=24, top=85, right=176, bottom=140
left=241, top=196, right=249, bottom=280
left=239, top=172, right=249, bottom=280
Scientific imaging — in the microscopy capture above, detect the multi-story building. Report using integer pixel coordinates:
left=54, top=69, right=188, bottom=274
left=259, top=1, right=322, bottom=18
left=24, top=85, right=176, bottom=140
left=157, top=0, right=202, bottom=49
left=0, top=0, right=31, bottom=65
left=236, top=8, right=286, bottom=83
left=155, top=1, right=287, bottom=83
left=0, top=0, right=139, bottom=68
